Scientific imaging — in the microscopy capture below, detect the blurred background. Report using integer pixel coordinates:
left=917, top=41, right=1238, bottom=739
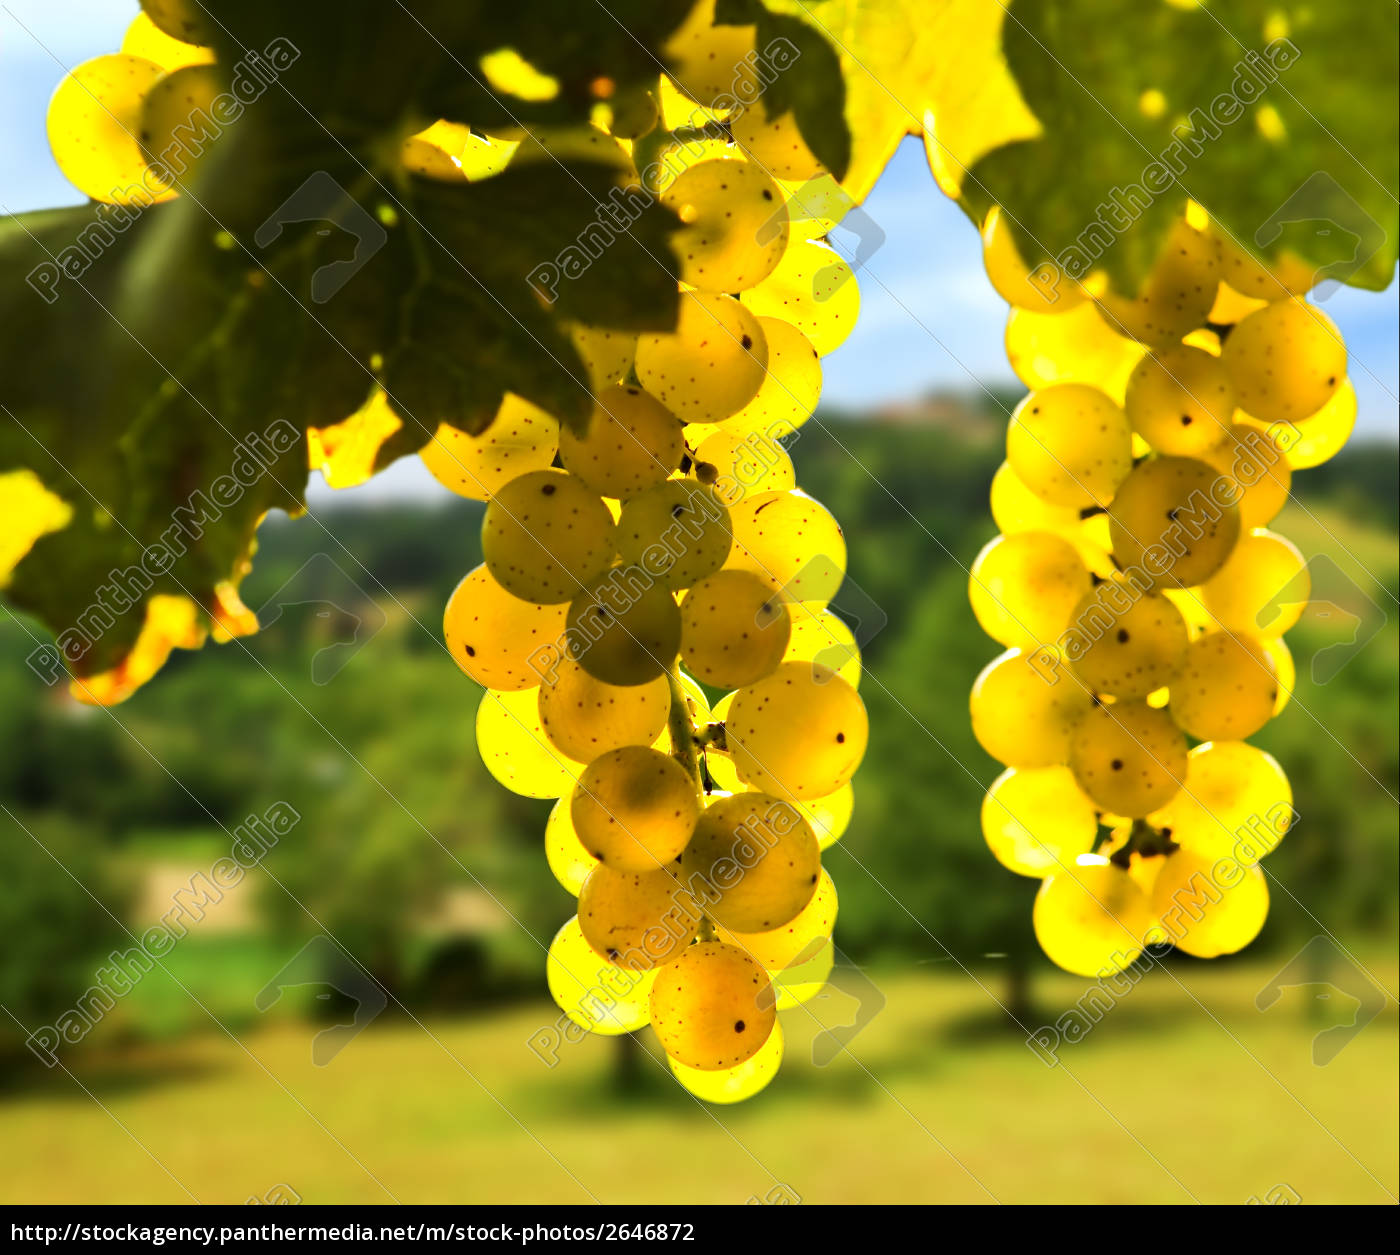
left=1, top=1, right=1397, bottom=1206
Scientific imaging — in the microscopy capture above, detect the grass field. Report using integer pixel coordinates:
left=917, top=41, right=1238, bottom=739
left=2, top=954, right=1395, bottom=1205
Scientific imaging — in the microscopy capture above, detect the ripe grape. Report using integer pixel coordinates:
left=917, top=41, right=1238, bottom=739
left=1151, top=849, right=1269, bottom=958
left=982, top=767, right=1099, bottom=877
left=564, top=569, right=681, bottom=685
left=989, top=461, right=1083, bottom=536
left=649, top=941, right=777, bottom=1070
left=1262, top=635, right=1295, bottom=714
left=1223, top=298, right=1346, bottom=425
left=571, top=747, right=699, bottom=873
left=792, top=786, right=854, bottom=851
left=1169, top=632, right=1278, bottom=742
left=481, top=470, right=616, bottom=604
left=1033, top=856, right=1153, bottom=977
left=1069, top=699, right=1187, bottom=817
left=783, top=605, right=860, bottom=688
left=1063, top=582, right=1189, bottom=699
left=721, top=317, right=822, bottom=438
left=662, top=0, right=758, bottom=109
left=679, top=570, right=790, bottom=688
left=577, top=864, right=701, bottom=969
left=714, top=869, right=838, bottom=972
left=1005, top=301, right=1146, bottom=402
left=1150, top=741, right=1293, bottom=863
left=476, top=687, right=579, bottom=799
left=1213, top=231, right=1314, bottom=300
left=981, top=205, right=1086, bottom=313
left=636, top=292, right=769, bottom=424
left=1200, top=528, right=1308, bottom=636
left=727, top=661, right=868, bottom=800
left=968, top=532, right=1092, bottom=651
left=537, top=658, right=670, bottom=763
left=680, top=792, right=820, bottom=932
left=1199, top=424, right=1291, bottom=529
left=1124, top=345, right=1235, bottom=458
left=1108, top=456, right=1241, bottom=589
left=661, top=158, right=788, bottom=292
left=1095, top=218, right=1219, bottom=347
left=547, top=917, right=655, bottom=1034
left=669, top=1019, right=784, bottom=1102
left=726, top=489, right=846, bottom=609
left=559, top=385, right=683, bottom=500
left=692, top=427, right=795, bottom=506
left=732, top=102, right=823, bottom=181
left=122, top=12, right=214, bottom=71
left=741, top=241, right=859, bottom=356
left=545, top=797, right=599, bottom=895
left=616, top=479, right=732, bottom=589
left=969, top=647, right=1093, bottom=767
left=421, top=394, right=559, bottom=502
left=566, top=321, right=636, bottom=394
left=1256, top=379, right=1356, bottom=470
left=140, top=0, right=215, bottom=44
left=1006, top=383, right=1133, bottom=509
left=443, top=565, right=568, bottom=691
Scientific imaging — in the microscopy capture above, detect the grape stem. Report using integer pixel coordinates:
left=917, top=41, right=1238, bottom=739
left=695, top=721, right=727, bottom=752
left=1108, top=818, right=1179, bottom=869
left=665, top=665, right=702, bottom=790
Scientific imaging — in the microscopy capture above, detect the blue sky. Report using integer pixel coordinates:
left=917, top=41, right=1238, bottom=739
left=3, top=2, right=1395, bottom=506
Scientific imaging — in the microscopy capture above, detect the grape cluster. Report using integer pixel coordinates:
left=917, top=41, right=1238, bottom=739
left=433, top=40, right=867, bottom=1100
left=974, top=204, right=1352, bottom=979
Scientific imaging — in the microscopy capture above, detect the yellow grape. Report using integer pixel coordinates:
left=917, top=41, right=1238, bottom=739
left=509, top=123, right=635, bottom=175
left=476, top=687, right=579, bottom=799
left=141, top=0, right=215, bottom=44
left=121, top=12, right=214, bottom=70
left=1006, top=383, right=1133, bottom=509
left=770, top=934, right=834, bottom=1008
left=599, top=85, right=659, bottom=140
left=443, top=565, right=568, bottom=691
left=679, top=569, right=790, bottom=688
left=1095, top=218, right=1219, bottom=347
left=636, top=292, right=769, bottom=424
left=1201, top=528, right=1307, bottom=636
left=538, top=659, right=671, bottom=764
left=649, top=941, right=776, bottom=1070
left=1251, top=378, right=1357, bottom=470
left=1150, top=741, right=1293, bottom=864
left=669, top=1019, right=783, bottom=1103
left=715, top=869, right=837, bottom=972
left=566, top=321, right=636, bottom=393
left=981, top=205, right=1086, bottom=313
left=727, top=661, right=867, bottom=800
left=726, top=489, right=846, bottom=609
left=547, top=917, right=655, bottom=1035
left=647, top=132, right=735, bottom=193
left=982, top=766, right=1099, bottom=877
left=616, top=479, right=732, bottom=589
left=1263, top=635, right=1295, bottom=714
left=1199, top=424, right=1291, bottom=529
left=1063, top=582, right=1189, bottom=699
left=48, top=55, right=173, bottom=205
left=564, top=569, right=680, bottom=686
left=732, top=101, right=822, bottom=180
left=968, top=532, right=1092, bottom=652
left=577, top=865, right=700, bottom=969
left=1169, top=631, right=1278, bottom=742
left=1033, top=856, right=1153, bottom=977
left=400, top=120, right=473, bottom=181
left=1213, top=230, right=1315, bottom=300
left=1005, top=301, right=1146, bottom=403
left=722, top=316, right=822, bottom=439
left=1108, top=456, right=1241, bottom=589
left=545, top=797, right=599, bottom=895
left=1069, top=699, right=1187, bottom=817
left=460, top=132, right=517, bottom=180
left=1208, top=281, right=1268, bottom=326
left=661, top=157, right=788, bottom=292
left=662, top=0, right=758, bottom=109
left=1163, top=586, right=1217, bottom=641
left=420, top=394, right=559, bottom=501
left=681, top=792, right=819, bottom=932
left=793, top=785, right=854, bottom=851
left=571, top=746, right=699, bottom=873
left=989, top=461, right=1082, bottom=537
left=775, top=171, right=852, bottom=242
left=1151, top=849, right=1269, bottom=958
left=1124, top=345, right=1235, bottom=458
left=969, top=647, right=1093, bottom=767
left=481, top=469, right=616, bottom=604
left=1223, top=298, right=1346, bottom=425
left=783, top=605, right=860, bottom=688
left=741, top=241, right=859, bottom=356
left=693, top=427, right=795, bottom=506
left=559, top=385, right=683, bottom=500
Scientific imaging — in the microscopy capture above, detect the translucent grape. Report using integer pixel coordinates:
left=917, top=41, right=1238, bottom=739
left=1069, top=699, right=1187, bottom=817
left=1257, top=379, right=1356, bottom=470
left=1213, top=231, right=1314, bottom=300
left=476, top=687, right=579, bottom=799
left=564, top=569, right=680, bottom=686
left=545, top=798, right=599, bottom=895
left=1006, top=384, right=1133, bottom=509
left=1222, top=298, right=1346, bottom=425
left=669, top=1019, right=783, bottom=1102
left=726, top=489, right=846, bottom=609
left=141, top=0, right=215, bottom=44
left=616, top=480, right=732, bottom=589
left=571, top=747, right=699, bottom=873
left=783, top=605, right=861, bottom=688
left=1169, top=632, right=1278, bottom=742
left=1149, top=741, right=1293, bottom=864
left=1200, top=528, right=1307, bottom=636
left=1163, top=586, right=1217, bottom=640
left=421, top=395, right=559, bottom=501
left=1151, top=850, right=1269, bottom=958
left=692, top=427, right=795, bottom=506
left=1005, top=301, right=1146, bottom=403
left=714, top=869, right=837, bottom=972
left=482, top=470, right=617, bottom=604
left=770, top=934, right=834, bottom=1009
left=732, top=100, right=822, bottom=179
left=1124, top=345, right=1235, bottom=458
left=1063, top=582, right=1189, bottom=699
left=968, top=532, right=1093, bottom=652
left=559, top=385, right=683, bottom=500
left=1207, top=281, right=1267, bottom=326
left=577, top=865, right=700, bottom=969
left=970, top=648, right=1093, bottom=767
left=1033, top=856, right=1153, bottom=977
left=662, top=0, right=758, bottom=109
left=636, top=292, right=769, bottom=424
left=741, top=241, right=859, bottom=356
left=1199, top=424, right=1291, bottom=529
left=1095, top=218, right=1219, bottom=347
left=982, top=767, right=1099, bottom=877
left=727, top=661, right=867, bottom=800
left=989, top=461, right=1084, bottom=537
left=537, top=658, right=671, bottom=763
left=680, top=792, right=820, bottom=932
left=122, top=12, right=214, bottom=70
left=1108, top=456, right=1241, bottom=589
left=793, top=785, right=854, bottom=851
left=1263, top=635, right=1295, bottom=714
left=679, top=570, right=790, bottom=688
left=547, top=918, right=655, bottom=1034
left=721, top=317, right=822, bottom=439
left=661, top=157, right=788, bottom=292
left=443, top=565, right=568, bottom=691
left=981, top=205, right=1086, bottom=313
left=566, top=321, right=637, bottom=394
left=649, top=941, right=777, bottom=1070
